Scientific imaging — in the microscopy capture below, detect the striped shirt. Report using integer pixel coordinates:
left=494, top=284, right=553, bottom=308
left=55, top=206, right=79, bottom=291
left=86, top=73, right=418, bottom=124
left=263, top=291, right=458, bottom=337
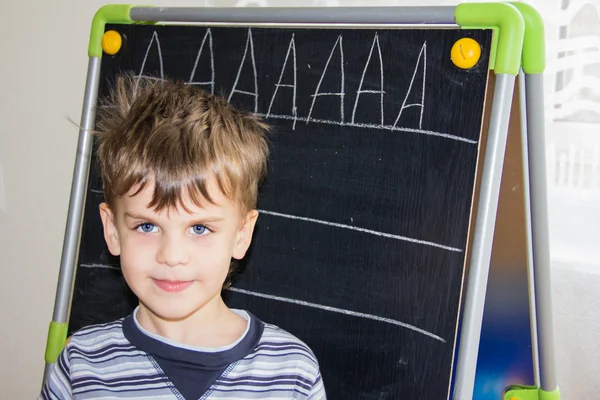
left=40, top=309, right=326, bottom=399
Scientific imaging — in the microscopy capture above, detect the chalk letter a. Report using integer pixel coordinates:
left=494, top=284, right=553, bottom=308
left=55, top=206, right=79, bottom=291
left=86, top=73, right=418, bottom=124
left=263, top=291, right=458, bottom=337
left=136, top=31, right=165, bottom=84
left=307, top=35, right=345, bottom=124
left=267, top=34, right=298, bottom=128
left=187, top=29, right=215, bottom=94
left=351, top=33, right=385, bottom=126
left=393, top=42, right=427, bottom=129
left=228, top=28, right=259, bottom=112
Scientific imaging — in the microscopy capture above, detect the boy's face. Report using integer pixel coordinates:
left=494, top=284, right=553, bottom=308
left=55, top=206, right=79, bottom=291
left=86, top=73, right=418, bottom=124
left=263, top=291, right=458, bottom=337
left=99, top=178, right=258, bottom=323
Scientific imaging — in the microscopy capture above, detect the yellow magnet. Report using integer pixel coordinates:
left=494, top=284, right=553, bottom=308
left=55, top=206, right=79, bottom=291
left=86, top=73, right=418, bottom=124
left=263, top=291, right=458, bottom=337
left=451, top=38, right=481, bottom=70
left=101, top=30, right=122, bottom=56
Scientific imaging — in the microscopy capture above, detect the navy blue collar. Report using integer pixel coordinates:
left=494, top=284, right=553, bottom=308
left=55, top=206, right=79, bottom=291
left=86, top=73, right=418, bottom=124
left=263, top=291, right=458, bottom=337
left=122, top=309, right=265, bottom=369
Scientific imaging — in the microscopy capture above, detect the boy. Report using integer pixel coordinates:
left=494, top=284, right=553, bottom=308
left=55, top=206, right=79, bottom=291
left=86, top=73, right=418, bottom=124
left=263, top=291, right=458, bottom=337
left=40, top=75, right=326, bottom=399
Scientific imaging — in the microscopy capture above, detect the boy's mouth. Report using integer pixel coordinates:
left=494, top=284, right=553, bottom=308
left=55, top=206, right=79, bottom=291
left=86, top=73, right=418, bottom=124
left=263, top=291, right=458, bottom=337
left=152, top=279, right=193, bottom=293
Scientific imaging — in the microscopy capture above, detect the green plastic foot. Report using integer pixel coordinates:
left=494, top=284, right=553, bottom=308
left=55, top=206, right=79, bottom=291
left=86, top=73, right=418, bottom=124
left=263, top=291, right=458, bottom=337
left=540, top=387, right=561, bottom=400
left=504, top=385, right=561, bottom=400
left=44, top=321, right=68, bottom=363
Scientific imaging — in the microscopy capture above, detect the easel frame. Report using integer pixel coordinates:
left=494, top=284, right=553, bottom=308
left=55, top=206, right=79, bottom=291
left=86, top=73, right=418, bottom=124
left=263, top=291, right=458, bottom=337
left=42, top=3, right=559, bottom=399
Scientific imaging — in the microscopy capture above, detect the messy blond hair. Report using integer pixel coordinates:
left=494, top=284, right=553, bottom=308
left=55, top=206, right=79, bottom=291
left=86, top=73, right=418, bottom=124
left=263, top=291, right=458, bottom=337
left=95, top=74, right=270, bottom=215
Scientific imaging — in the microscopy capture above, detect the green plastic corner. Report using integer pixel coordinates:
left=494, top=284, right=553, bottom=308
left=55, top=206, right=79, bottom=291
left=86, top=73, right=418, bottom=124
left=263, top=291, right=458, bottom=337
left=89, top=4, right=135, bottom=58
left=504, top=385, right=561, bottom=400
left=44, top=321, right=68, bottom=363
left=510, top=2, right=546, bottom=74
left=455, top=2, right=525, bottom=75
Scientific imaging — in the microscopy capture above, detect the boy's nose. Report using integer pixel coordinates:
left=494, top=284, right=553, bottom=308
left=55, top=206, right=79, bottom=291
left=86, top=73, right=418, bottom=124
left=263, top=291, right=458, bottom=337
left=156, top=235, right=190, bottom=267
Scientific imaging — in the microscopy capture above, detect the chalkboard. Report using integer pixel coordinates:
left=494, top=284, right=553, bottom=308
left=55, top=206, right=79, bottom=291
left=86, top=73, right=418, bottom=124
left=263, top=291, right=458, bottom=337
left=69, top=24, right=492, bottom=399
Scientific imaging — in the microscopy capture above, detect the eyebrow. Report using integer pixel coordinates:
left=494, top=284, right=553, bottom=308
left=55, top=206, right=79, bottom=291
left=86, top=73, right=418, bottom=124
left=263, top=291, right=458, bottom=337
left=124, top=212, right=153, bottom=221
left=123, top=212, right=225, bottom=224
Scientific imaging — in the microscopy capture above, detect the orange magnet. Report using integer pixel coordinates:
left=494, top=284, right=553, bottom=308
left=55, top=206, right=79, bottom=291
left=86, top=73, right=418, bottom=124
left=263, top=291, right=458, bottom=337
left=451, top=38, right=481, bottom=69
left=102, top=30, right=122, bottom=55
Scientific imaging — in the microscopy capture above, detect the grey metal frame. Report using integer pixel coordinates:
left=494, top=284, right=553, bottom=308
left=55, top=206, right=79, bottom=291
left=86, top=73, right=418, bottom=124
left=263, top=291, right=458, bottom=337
left=518, top=70, right=542, bottom=387
left=130, top=7, right=456, bottom=25
left=452, top=74, right=516, bottom=399
left=521, top=72, right=558, bottom=392
left=45, top=7, right=520, bottom=400
left=43, top=57, right=101, bottom=383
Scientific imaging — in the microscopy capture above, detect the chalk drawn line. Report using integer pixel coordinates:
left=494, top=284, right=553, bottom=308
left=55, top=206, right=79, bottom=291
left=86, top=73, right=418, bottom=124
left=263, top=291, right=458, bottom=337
left=258, top=209, right=463, bottom=252
left=78, top=263, right=446, bottom=342
left=227, top=287, right=446, bottom=342
left=80, top=263, right=121, bottom=271
left=254, top=113, right=476, bottom=144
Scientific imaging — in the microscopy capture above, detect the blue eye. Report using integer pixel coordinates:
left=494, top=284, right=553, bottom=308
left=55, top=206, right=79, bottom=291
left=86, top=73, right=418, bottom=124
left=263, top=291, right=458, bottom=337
left=137, top=223, right=157, bottom=233
left=190, top=225, right=209, bottom=235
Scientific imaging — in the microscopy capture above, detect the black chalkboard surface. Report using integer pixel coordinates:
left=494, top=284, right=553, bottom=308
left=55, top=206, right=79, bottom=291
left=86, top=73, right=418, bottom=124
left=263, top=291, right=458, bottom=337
left=69, top=24, right=492, bottom=399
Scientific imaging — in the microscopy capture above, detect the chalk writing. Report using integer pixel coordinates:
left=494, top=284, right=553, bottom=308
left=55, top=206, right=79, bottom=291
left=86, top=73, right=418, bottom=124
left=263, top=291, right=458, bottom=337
left=187, top=28, right=215, bottom=94
left=228, top=28, right=259, bottom=113
left=135, top=31, right=165, bottom=94
left=132, top=31, right=474, bottom=144
left=307, top=35, right=345, bottom=125
left=394, top=42, right=427, bottom=129
left=352, top=33, right=385, bottom=126
left=267, top=34, right=298, bottom=129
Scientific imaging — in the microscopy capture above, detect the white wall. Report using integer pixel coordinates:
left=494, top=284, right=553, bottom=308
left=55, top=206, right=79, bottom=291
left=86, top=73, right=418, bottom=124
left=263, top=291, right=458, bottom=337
left=1, top=0, right=598, bottom=399
left=0, top=2, right=209, bottom=397
left=0, top=1, right=89, bottom=398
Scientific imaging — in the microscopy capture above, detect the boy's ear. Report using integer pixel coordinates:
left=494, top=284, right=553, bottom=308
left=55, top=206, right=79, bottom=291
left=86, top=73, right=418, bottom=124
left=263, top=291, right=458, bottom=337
left=232, top=209, right=259, bottom=260
left=99, top=203, right=121, bottom=256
